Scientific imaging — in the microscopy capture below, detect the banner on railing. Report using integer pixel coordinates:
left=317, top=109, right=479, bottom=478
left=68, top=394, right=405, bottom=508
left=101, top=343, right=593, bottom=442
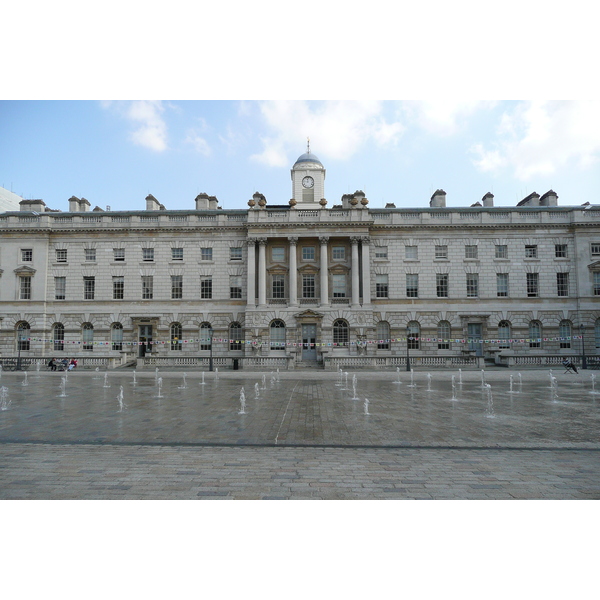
left=21, top=335, right=583, bottom=348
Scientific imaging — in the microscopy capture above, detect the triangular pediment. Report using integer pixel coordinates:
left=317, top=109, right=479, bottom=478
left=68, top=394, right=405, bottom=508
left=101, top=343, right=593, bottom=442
left=328, top=262, right=349, bottom=274
left=14, top=265, right=36, bottom=275
left=297, top=264, right=319, bottom=274
left=267, top=265, right=289, bottom=275
left=588, top=260, right=600, bottom=271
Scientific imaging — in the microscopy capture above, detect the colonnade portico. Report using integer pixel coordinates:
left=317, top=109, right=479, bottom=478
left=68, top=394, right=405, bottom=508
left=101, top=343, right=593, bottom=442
left=246, top=235, right=371, bottom=307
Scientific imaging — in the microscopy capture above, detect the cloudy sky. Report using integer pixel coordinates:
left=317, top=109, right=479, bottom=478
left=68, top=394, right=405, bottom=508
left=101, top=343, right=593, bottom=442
left=2, top=99, right=599, bottom=212
left=2, top=3, right=598, bottom=214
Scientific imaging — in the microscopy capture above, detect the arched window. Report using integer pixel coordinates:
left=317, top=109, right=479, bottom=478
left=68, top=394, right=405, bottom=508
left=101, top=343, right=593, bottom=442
left=16, top=321, right=30, bottom=351
left=170, top=322, right=182, bottom=351
left=437, top=321, right=451, bottom=350
left=53, top=323, right=65, bottom=351
left=82, top=323, right=94, bottom=351
left=595, top=319, right=600, bottom=352
left=270, top=320, right=286, bottom=349
left=529, top=321, right=542, bottom=348
left=230, top=322, right=243, bottom=350
left=111, top=323, right=123, bottom=351
left=498, top=321, right=511, bottom=349
left=407, top=321, right=420, bottom=350
left=559, top=320, right=571, bottom=349
left=333, top=319, right=349, bottom=346
left=200, top=322, right=212, bottom=351
left=377, top=321, right=390, bottom=350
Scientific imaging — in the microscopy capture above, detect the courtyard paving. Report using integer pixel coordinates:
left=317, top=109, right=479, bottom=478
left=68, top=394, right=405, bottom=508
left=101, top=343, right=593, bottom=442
left=1, top=367, right=598, bottom=499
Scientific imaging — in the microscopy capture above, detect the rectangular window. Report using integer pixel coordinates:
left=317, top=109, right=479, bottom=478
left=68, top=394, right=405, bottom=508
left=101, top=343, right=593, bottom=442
left=142, top=276, right=153, bottom=299
left=375, top=246, right=388, bottom=259
left=230, top=247, right=242, bottom=261
left=21, top=249, right=33, bottom=262
left=142, top=248, right=154, bottom=262
left=85, top=248, right=96, bottom=262
left=55, top=276, right=66, bottom=300
left=332, top=274, right=346, bottom=297
left=229, top=275, right=242, bottom=298
left=593, top=272, right=600, bottom=296
left=201, top=247, right=213, bottom=261
left=435, top=245, right=448, bottom=259
left=591, top=243, right=600, bottom=257
left=171, top=275, right=183, bottom=299
left=302, top=247, right=315, bottom=261
left=20, top=276, right=31, bottom=300
left=527, top=272, right=539, bottom=297
left=436, top=274, right=449, bottom=298
left=557, top=272, right=569, bottom=297
left=171, top=248, right=183, bottom=261
left=200, top=277, right=212, bottom=299
left=466, top=273, right=479, bottom=297
left=302, top=274, right=315, bottom=298
left=496, top=273, right=509, bottom=297
left=272, top=274, right=285, bottom=299
left=272, top=247, right=285, bottom=262
left=56, top=249, right=68, bottom=263
left=406, top=274, right=418, bottom=298
left=495, top=245, right=508, bottom=259
left=405, top=245, right=418, bottom=260
left=113, top=276, right=124, bottom=300
left=332, top=246, right=346, bottom=261
left=555, top=244, right=568, bottom=258
left=376, top=274, right=389, bottom=298
left=465, top=245, right=478, bottom=259
left=113, top=248, right=125, bottom=262
left=525, top=245, right=538, bottom=258
left=83, top=276, right=95, bottom=300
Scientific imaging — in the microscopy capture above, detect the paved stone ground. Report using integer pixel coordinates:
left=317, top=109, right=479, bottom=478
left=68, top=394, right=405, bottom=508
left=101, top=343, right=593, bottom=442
left=1, top=443, right=598, bottom=500
left=1, top=368, right=598, bottom=499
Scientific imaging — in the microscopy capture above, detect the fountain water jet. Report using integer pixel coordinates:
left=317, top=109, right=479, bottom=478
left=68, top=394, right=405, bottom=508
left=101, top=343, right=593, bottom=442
left=255, top=382, right=260, bottom=399
left=156, top=377, right=163, bottom=398
left=393, top=367, right=402, bottom=384
left=485, top=384, right=495, bottom=418
left=117, top=386, right=126, bottom=412
left=451, top=376, right=457, bottom=401
left=238, top=387, right=247, bottom=414
left=481, top=370, right=487, bottom=389
left=215, top=368, right=219, bottom=380
left=178, top=373, right=188, bottom=389
left=427, top=373, right=432, bottom=392
left=59, top=376, right=68, bottom=398
left=21, top=372, right=28, bottom=387
left=351, top=374, right=359, bottom=400
left=200, top=372, right=205, bottom=385
left=458, top=368, right=463, bottom=385
left=103, top=372, right=110, bottom=388
left=0, top=386, right=11, bottom=410
left=407, top=369, right=416, bottom=388
left=363, top=398, right=370, bottom=415
left=590, top=374, right=600, bottom=396
left=132, top=371, right=137, bottom=386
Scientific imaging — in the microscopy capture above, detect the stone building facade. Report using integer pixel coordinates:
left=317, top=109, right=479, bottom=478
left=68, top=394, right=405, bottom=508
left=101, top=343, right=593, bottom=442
left=1, top=151, right=599, bottom=369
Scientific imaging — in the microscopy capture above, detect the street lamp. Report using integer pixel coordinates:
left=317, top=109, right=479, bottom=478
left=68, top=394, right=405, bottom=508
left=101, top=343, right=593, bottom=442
left=580, top=324, right=587, bottom=370
left=406, top=325, right=411, bottom=372
left=209, top=327, right=214, bottom=372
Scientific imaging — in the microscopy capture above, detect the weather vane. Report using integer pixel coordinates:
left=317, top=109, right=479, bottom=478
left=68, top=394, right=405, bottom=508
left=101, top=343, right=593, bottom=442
left=307, top=137, right=310, bottom=154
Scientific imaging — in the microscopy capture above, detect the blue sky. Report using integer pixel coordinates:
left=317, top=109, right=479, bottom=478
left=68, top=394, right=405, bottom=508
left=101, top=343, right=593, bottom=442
left=2, top=99, right=599, bottom=212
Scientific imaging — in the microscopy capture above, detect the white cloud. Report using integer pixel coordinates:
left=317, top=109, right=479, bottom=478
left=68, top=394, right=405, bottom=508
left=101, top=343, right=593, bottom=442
left=471, top=101, right=600, bottom=180
left=403, top=100, right=497, bottom=136
left=250, top=101, right=405, bottom=166
left=102, top=101, right=168, bottom=152
left=184, top=119, right=211, bottom=156
left=126, top=101, right=167, bottom=152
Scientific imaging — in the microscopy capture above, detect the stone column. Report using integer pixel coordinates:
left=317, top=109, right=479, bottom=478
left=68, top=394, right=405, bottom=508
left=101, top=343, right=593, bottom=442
left=246, top=239, right=256, bottom=306
left=320, top=236, right=329, bottom=306
left=351, top=237, right=360, bottom=307
left=361, top=236, right=371, bottom=305
left=258, top=238, right=267, bottom=307
left=288, top=237, right=298, bottom=306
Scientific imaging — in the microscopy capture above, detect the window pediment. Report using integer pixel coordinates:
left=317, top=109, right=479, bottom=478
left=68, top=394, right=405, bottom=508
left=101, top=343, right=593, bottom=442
left=328, top=263, right=349, bottom=274
left=14, top=265, right=36, bottom=276
left=588, top=260, right=600, bottom=272
left=267, top=265, right=289, bottom=275
left=298, top=264, right=319, bottom=274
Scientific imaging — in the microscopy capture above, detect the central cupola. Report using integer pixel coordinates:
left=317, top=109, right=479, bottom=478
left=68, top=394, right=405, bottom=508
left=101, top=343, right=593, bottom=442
left=290, top=139, right=326, bottom=208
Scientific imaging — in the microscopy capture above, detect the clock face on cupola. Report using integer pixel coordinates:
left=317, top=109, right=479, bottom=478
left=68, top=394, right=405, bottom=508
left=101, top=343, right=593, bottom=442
left=291, top=139, right=326, bottom=208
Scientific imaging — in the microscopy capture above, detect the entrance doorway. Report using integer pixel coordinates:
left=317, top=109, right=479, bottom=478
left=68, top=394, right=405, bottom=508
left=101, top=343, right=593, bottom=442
left=468, top=323, right=483, bottom=356
left=302, top=324, right=317, bottom=361
left=139, top=325, right=153, bottom=357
